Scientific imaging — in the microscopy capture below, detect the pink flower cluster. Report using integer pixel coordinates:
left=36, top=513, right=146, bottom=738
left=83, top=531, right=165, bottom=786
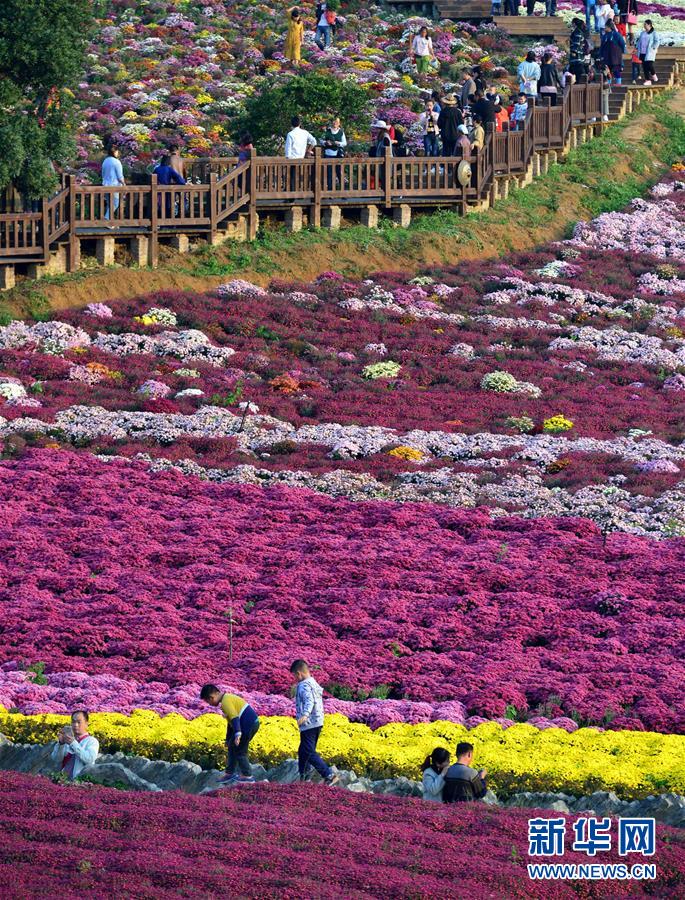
left=2, top=450, right=684, bottom=733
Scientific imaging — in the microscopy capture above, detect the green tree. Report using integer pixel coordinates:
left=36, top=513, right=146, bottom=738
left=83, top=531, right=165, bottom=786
left=0, top=0, right=92, bottom=198
left=236, top=72, right=371, bottom=154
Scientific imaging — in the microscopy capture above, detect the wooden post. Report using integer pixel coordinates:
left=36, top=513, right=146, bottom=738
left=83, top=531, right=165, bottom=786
left=67, top=175, right=79, bottom=273
left=547, top=101, right=552, bottom=149
left=41, top=195, right=49, bottom=262
left=311, top=146, right=322, bottom=229
left=248, top=147, right=258, bottom=240
left=149, top=174, right=158, bottom=268
left=384, top=145, right=392, bottom=209
left=209, top=172, right=218, bottom=244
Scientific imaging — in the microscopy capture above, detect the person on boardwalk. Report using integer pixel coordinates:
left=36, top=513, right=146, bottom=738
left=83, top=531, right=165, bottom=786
left=169, top=145, right=185, bottom=182
left=630, top=45, right=641, bottom=84
left=518, top=51, right=541, bottom=98
left=585, top=0, right=601, bottom=34
left=290, top=659, right=339, bottom=786
left=437, top=94, right=463, bottom=156
left=539, top=51, right=563, bottom=104
left=495, top=101, right=509, bottom=132
left=51, top=710, right=99, bottom=781
left=596, top=0, right=615, bottom=32
left=153, top=154, right=186, bottom=186
left=456, top=123, right=471, bottom=156
left=442, top=741, right=488, bottom=803
left=636, top=20, right=659, bottom=85
left=237, top=131, right=254, bottom=163
left=200, top=684, right=260, bottom=784
left=101, top=144, right=125, bottom=221
left=372, top=120, right=393, bottom=157
left=511, top=93, right=529, bottom=131
left=622, top=0, right=638, bottom=45
left=470, top=115, right=485, bottom=151
left=570, top=19, right=591, bottom=81
left=285, top=116, right=317, bottom=159
left=459, top=69, right=477, bottom=109
left=422, top=748, right=451, bottom=801
left=601, top=21, right=626, bottom=85
left=285, top=8, right=305, bottom=65
left=419, top=99, right=441, bottom=157
left=153, top=153, right=186, bottom=218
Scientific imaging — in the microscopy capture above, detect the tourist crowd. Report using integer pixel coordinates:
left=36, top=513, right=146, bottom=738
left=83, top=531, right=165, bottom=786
left=96, top=6, right=661, bottom=188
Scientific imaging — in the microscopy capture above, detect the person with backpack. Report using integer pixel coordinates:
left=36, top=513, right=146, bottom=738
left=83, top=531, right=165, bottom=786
left=442, top=741, right=488, bottom=803
left=422, top=748, right=451, bottom=802
left=315, top=1, right=336, bottom=50
left=290, top=659, right=340, bottom=786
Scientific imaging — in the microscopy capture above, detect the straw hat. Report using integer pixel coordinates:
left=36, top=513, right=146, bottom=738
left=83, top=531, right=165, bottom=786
left=442, top=93, right=458, bottom=106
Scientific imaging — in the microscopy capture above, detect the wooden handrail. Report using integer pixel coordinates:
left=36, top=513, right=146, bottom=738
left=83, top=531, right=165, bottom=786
left=0, top=80, right=620, bottom=266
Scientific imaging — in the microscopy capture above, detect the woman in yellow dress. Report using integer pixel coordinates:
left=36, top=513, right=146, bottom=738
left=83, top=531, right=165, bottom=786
left=285, top=8, right=304, bottom=65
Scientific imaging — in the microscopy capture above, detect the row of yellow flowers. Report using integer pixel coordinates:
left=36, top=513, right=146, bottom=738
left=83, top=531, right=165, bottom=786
left=2, top=708, right=684, bottom=799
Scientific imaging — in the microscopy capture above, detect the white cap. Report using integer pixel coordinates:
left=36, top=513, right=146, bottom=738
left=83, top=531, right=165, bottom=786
left=458, top=124, right=469, bottom=134
left=372, top=120, right=388, bottom=129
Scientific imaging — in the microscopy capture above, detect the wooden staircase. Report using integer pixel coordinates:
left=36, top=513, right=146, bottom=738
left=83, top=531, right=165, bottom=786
left=436, top=1, right=492, bottom=20
left=493, top=15, right=570, bottom=39
left=607, top=56, right=681, bottom=121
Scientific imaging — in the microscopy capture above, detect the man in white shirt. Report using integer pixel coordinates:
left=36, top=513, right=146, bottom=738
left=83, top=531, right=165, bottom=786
left=285, top=116, right=317, bottom=192
left=101, top=145, right=125, bottom=221
left=285, top=116, right=317, bottom=159
left=51, top=710, right=100, bottom=780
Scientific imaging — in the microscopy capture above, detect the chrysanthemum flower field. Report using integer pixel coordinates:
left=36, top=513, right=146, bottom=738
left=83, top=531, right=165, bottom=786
left=76, top=0, right=519, bottom=167
left=2, top=772, right=684, bottom=898
left=2, top=174, right=685, bottom=893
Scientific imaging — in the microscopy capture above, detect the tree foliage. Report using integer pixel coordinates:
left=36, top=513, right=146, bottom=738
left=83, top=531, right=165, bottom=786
left=236, top=72, right=371, bottom=154
left=0, top=0, right=92, bottom=197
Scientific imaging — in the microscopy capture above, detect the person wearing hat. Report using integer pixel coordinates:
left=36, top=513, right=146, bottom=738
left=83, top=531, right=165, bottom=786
left=437, top=94, right=463, bottom=156
left=372, top=120, right=393, bottom=158
left=456, top=123, right=471, bottom=156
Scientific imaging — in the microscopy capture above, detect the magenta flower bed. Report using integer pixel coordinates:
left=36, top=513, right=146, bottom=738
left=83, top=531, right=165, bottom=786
left=1, top=449, right=684, bottom=733
left=2, top=248, right=685, bottom=443
left=0, top=772, right=683, bottom=899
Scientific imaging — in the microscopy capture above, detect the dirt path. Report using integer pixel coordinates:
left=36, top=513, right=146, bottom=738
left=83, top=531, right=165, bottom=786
left=3, top=88, right=684, bottom=316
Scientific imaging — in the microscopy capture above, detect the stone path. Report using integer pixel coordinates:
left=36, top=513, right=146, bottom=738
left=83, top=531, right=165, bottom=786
left=1, top=735, right=683, bottom=827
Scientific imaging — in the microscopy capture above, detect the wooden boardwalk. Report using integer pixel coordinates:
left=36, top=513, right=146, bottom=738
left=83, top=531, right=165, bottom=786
left=0, top=67, right=680, bottom=289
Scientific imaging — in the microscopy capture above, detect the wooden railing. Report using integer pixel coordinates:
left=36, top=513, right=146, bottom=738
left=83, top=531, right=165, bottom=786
left=0, top=82, right=606, bottom=267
